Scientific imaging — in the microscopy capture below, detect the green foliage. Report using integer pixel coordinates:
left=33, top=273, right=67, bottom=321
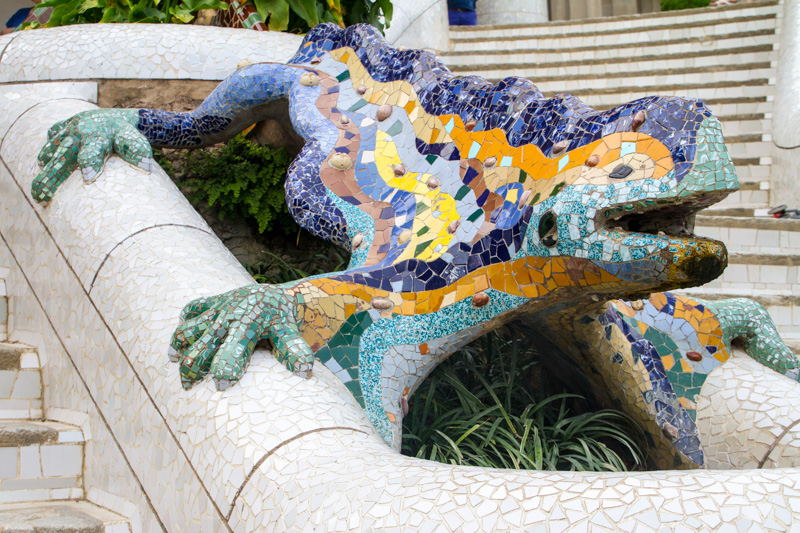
left=660, top=0, right=711, bottom=10
left=24, top=0, right=392, bottom=32
left=254, top=0, right=393, bottom=33
left=24, top=0, right=229, bottom=28
left=183, top=134, right=294, bottom=235
left=402, top=331, right=645, bottom=472
left=247, top=249, right=348, bottom=284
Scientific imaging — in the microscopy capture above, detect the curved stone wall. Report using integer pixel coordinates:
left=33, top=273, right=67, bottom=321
left=0, top=25, right=798, bottom=531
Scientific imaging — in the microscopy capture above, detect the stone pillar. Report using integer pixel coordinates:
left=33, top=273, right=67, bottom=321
left=567, top=0, right=603, bottom=20
left=611, top=0, right=638, bottom=15
left=771, top=0, right=800, bottom=207
left=383, top=0, right=450, bottom=53
left=638, top=0, right=661, bottom=13
left=476, top=0, right=549, bottom=25
left=549, top=0, right=569, bottom=20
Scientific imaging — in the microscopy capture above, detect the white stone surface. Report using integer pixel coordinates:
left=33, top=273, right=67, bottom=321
left=384, top=0, right=450, bottom=52
left=697, top=348, right=800, bottom=469
left=0, top=25, right=303, bottom=83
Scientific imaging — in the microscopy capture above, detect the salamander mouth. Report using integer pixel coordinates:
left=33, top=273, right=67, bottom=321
left=602, top=195, right=722, bottom=241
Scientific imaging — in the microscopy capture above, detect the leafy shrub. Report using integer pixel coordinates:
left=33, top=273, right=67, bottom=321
left=24, top=0, right=393, bottom=32
left=660, top=0, right=711, bottom=10
left=27, top=0, right=229, bottom=27
left=255, top=0, right=393, bottom=33
left=182, top=134, right=295, bottom=235
left=402, top=330, right=645, bottom=472
left=247, top=249, right=348, bottom=284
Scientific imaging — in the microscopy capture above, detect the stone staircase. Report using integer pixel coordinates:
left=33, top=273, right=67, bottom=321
left=0, top=279, right=130, bottom=531
left=442, top=1, right=800, bottom=346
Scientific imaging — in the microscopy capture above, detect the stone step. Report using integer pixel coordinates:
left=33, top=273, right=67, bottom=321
left=0, top=501, right=130, bottom=533
left=0, top=421, right=84, bottom=504
left=569, top=81, right=772, bottom=112
left=487, top=63, right=776, bottom=91
left=696, top=252, right=800, bottom=295
left=720, top=115, right=771, bottom=137
left=712, top=187, right=770, bottom=210
left=696, top=215, right=800, bottom=254
left=448, top=47, right=776, bottom=81
left=449, top=0, right=778, bottom=40
left=726, top=137, right=773, bottom=160
left=450, top=10, right=778, bottom=52
left=592, top=99, right=772, bottom=118
left=676, top=287, right=800, bottom=344
left=441, top=30, right=776, bottom=67
left=730, top=161, right=771, bottom=183
left=0, top=343, right=42, bottom=420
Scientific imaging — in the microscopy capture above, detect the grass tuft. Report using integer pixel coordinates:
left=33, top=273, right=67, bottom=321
left=401, top=330, right=645, bottom=472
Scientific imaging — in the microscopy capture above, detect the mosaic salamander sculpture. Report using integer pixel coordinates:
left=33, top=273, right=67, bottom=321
left=32, top=24, right=800, bottom=464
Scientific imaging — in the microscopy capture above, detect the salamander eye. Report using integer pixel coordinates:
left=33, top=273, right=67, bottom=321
left=538, top=210, right=558, bottom=247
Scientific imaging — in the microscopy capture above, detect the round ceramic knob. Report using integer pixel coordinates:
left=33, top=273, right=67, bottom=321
left=686, top=351, right=703, bottom=362
left=236, top=59, right=255, bottom=70
left=472, top=292, right=490, bottom=307
left=352, top=233, right=364, bottom=249
left=552, top=140, right=569, bottom=155
left=465, top=119, right=477, bottom=131
left=662, top=423, right=679, bottom=441
left=377, top=105, right=392, bottom=121
left=585, top=155, right=600, bottom=167
left=357, top=85, right=368, bottom=95
left=329, top=153, right=352, bottom=170
left=310, top=57, right=321, bottom=65
left=394, top=164, right=406, bottom=176
left=339, top=116, right=350, bottom=125
left=448, top=220, right=460, bottom=234
left=398, top=229, right=412, bottom=244
left=300, top=72, right=320, bottom=87
left=426, top=177, right=439, bottom=189
left=632, top=110, right=646, bottom=131
left=484, top=156, right=497, bottom=168
left=371, top=297, right=393, bottom=310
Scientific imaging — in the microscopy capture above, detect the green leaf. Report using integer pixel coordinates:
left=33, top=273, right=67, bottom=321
left=171, top=6, right=194, bottom=22
left=78, top=0, right=101, bottom=12
left=253, top=0, right=289, bottom=31
left=180, top=0, right=229, bottom=10
left=290, top=0, right=319, bottom=27
left=46, top=1, right=81, bottom=26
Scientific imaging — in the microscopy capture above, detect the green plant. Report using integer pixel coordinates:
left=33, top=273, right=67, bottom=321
left=660, top=0, right=711, bottom=10
left=247, top=249, right=348, bottom=284
left=254, top=0, right=393, bottom=33
left=182, top=134, right=294, bottom=235
left=24, top=0, right=392, bottom=32
left=401, top=331, right=645, bottom=472
left=25, top=0, right=229, bottom=28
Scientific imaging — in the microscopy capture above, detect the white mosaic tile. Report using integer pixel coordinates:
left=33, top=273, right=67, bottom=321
left=0, top=25, right=302, bottom=83
left=697, top=347, right=800, bottom=470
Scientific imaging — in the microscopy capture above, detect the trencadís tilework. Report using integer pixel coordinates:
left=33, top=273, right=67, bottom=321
left=32, top=23, right=799, bottom=465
